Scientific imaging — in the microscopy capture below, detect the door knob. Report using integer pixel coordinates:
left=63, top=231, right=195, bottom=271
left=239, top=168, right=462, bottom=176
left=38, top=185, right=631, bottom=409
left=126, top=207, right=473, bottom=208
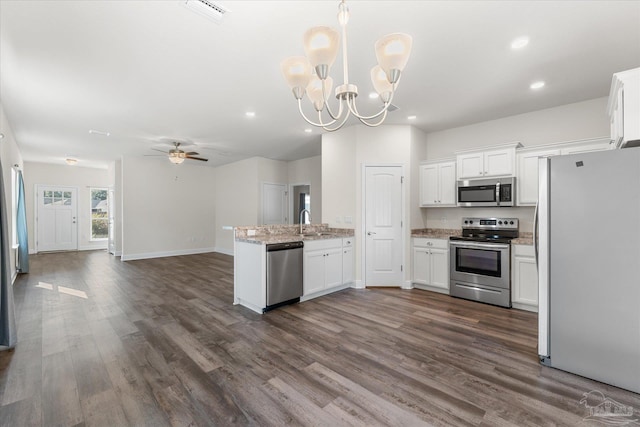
left=367, top=231, right=377, bottom=236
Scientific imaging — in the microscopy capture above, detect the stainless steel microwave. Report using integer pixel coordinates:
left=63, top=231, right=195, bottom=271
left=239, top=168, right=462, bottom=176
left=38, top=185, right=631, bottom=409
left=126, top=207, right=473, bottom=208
left=456, top=177, right=515, bottom=207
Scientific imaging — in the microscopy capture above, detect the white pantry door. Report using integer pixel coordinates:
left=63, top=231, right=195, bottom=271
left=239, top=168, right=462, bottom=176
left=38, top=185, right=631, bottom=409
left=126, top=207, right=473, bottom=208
left=262, top=183, right=287, bottom=225
left=37, top=185, right=78, bottom=252
left=364, top=166, right=403, bottom=287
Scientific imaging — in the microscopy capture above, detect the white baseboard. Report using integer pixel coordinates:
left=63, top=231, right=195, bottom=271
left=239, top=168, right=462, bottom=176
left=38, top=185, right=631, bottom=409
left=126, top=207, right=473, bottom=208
left=352, top=279, right=365, bottom=289
left=412, top=283, right=450, bottom=295
left=78, top=245, right=108, bottom=251
left=121, top=247, right=217, bottom=261
left=512, top=302, right=538, bottom=313
left=401, top=280, right=413, bottom=290
left=214, top=247, right=234, bottom=256
left=301, top=283, right=351, bottom=302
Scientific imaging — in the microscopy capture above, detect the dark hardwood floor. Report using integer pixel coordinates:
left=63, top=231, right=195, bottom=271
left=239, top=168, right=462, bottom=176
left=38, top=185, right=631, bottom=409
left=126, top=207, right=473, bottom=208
left=0, top=250, right=638, bottom=426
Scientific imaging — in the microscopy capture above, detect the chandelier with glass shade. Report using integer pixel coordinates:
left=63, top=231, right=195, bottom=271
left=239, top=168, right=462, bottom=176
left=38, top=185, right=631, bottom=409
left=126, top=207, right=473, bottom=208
left=281, top=0, right=412, bottom=132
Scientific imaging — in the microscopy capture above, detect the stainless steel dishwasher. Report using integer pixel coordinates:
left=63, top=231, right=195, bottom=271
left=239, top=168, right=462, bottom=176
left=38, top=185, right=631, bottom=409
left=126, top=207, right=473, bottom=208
left=265, top=241, right=304, bottom=312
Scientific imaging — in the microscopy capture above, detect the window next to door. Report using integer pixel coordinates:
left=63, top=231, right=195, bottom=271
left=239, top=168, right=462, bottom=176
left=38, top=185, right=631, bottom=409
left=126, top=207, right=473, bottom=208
left=90, top=188, right=108, bottom=240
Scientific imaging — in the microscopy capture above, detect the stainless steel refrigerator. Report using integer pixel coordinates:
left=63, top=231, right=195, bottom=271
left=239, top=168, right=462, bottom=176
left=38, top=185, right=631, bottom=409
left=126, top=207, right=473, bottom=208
left=536, top=147, right=640, bottom=394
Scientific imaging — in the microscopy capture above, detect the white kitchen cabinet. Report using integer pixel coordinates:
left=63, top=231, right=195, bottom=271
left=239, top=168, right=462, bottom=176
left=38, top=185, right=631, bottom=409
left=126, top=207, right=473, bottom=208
left=342, top=237, right=354, bottom=285
left=608, top=68, right=640, bottom=148
left=516, top=148, right=560, bottom=206
left=560, top=139, right=611, bottom=155
left=512, top=244, right=538, bottom=312
left=419, top=161, right=456, bottom=207
left=412, top=238, right=449, bottom=293
left=303, top=238, right=347, bottom=298
left=456, top=144, right=520, bottom=180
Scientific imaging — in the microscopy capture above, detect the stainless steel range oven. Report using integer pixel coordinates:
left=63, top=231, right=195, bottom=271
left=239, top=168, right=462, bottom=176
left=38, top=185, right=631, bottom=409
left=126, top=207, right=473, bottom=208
left=449, top=217, right=518, bottom=308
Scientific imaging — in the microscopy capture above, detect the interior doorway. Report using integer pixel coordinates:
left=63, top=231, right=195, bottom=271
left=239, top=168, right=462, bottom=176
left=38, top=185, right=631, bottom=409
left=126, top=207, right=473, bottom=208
left=291, top=183, right=311, bottom=225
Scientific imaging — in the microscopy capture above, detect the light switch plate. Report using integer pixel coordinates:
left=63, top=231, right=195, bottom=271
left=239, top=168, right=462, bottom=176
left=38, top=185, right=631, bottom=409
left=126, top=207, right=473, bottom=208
left=344, top=216, right=353, bottom=224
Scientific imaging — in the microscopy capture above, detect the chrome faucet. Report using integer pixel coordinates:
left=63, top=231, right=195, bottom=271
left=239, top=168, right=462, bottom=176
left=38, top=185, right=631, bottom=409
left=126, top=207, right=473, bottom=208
left=299, top=208, right=311, bottom=234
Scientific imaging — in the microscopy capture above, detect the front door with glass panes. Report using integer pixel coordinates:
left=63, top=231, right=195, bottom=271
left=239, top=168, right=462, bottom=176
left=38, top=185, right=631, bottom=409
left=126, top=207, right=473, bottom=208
left=36, top=186, right=78, bottom=252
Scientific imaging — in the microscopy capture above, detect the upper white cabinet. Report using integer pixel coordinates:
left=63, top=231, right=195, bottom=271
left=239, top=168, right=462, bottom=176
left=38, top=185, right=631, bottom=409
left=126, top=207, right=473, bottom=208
left=515, top=137, right=611, bottom=206
left=419, top=160, right=456, bottom=207
left=608, top=68, right=640, bottom=148
left=516, top=148, right=560, bottom=206
left=456, top=143, right=521, bottom=180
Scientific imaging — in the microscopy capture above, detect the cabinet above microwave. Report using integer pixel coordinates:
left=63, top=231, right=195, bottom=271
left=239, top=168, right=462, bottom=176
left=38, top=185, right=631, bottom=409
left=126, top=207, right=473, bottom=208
left=455, top=142, right=522, bottom=180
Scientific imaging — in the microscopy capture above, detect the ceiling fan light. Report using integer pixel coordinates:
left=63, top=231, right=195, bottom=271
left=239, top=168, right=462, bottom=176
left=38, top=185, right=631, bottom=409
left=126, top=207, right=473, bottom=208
left=375, top=33, right=413, bottom=78
left=281, top=56, right=312, bottom=97
left=169, top=155, right=185, bottom=164
left=303, top=26, right=340, bottom=70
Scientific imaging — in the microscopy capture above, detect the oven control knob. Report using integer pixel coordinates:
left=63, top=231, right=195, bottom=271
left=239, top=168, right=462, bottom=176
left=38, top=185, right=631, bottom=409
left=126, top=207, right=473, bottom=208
left=469, top=220, right=473, bottom=224
left=509, top=221, right=514, bottom=225
left=498, top=221, right=503, bottom=225
left=464, top=220, right=468, bottom=224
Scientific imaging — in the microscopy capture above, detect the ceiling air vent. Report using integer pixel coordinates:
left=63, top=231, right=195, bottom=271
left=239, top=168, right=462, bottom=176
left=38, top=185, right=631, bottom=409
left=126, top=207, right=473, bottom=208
left=183, top=0, right=229, bottom=23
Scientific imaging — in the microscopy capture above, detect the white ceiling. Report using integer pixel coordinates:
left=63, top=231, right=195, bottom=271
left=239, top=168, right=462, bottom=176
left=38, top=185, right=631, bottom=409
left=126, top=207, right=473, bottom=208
left=1, top=1, right=639, bottom=168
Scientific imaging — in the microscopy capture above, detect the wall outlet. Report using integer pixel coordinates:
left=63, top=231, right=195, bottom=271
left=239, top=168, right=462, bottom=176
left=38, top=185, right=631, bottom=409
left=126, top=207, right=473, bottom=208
left=344, top=216, right=353, bottom=224
left=247, top=229, right=256, bottom=236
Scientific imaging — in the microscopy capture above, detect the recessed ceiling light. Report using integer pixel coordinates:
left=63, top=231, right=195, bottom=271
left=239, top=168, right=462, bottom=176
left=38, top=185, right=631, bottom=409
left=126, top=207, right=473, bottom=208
left=530, top=81, right=545, bottom=90
left=65, top=158, right=78, bottom=165
left=407, top=115, right=417, bottom=120
left=304, top=129, right=312, bottom=133
left=88, top=129, right=110, bottom=136
left=511, top=36, right=529, bottom=50
left=245, top=111, right=256, bottom=117
left=369, top=92, right=379, bottom=99
left=0, top=133, right=4, bottom=139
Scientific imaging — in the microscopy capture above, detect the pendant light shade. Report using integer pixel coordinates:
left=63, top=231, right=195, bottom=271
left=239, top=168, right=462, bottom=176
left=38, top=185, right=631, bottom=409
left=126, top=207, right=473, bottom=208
left=375, top=33, right=413, bottom=82
left=370, top=66, right=394, bottom=103
left=282, top=1, right=412, bottom=131
left=281, top=56, right=313, bottom=96
left=303, top=26, right=340, bottom=72
left=307, top=76, right=334, bottom=111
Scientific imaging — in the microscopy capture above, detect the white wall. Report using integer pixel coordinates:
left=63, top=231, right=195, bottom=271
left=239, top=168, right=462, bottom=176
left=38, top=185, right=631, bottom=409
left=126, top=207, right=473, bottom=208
left=0, top=105, right=24, bottom=281
left=288, top=155, right=321, bottom=224
left=120, top=157, right=216, bottom=260
left=24, top=161, right=109, bottom=253
left=422, top=97, right=611, bottom=231
left=426, top=97, right=609, bottom=159
left=322, top=124, right=419, bottom=285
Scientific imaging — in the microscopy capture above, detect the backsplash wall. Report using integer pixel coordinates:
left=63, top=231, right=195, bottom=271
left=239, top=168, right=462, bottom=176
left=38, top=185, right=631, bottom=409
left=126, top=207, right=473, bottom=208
left=421, top=206, right=536, bottom=233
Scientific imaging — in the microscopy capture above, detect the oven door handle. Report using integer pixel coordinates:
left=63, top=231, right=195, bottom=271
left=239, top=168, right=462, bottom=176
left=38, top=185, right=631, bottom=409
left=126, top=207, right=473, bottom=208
left=449, top=241, right=509, bottom=250
left=455, top=283, right=502, bottom=294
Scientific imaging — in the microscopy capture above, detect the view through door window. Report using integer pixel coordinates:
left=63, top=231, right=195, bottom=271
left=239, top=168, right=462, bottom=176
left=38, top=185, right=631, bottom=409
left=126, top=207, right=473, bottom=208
left=90, top=188, right=108, bottom=240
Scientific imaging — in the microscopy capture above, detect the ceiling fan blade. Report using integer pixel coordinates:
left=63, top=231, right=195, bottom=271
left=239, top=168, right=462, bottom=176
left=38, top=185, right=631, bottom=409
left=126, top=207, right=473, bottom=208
left=143, top=154, right=166, bottom=157
left=151, top=148, right=169, bottom=153
left=186, top=156, right=208, bottom=162
left=184, top=151, right=199, bottom=155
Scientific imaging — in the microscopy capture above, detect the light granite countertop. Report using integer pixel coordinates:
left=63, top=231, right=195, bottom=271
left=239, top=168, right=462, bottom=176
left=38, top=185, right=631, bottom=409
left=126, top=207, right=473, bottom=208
left=411, top=228, right=461, bottom=239
left=411, top=228, right=533, bottom=245
left=236, top=226, right=354, bottom=245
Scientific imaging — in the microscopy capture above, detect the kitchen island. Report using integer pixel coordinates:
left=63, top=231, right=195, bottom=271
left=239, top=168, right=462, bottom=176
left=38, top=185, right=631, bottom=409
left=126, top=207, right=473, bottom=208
left=234, top=224, right=354, bottom=314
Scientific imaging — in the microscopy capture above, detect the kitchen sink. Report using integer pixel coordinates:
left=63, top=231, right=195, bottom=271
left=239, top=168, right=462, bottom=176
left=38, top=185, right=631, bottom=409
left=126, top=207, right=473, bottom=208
left=298, top=232, right=337, bottom=238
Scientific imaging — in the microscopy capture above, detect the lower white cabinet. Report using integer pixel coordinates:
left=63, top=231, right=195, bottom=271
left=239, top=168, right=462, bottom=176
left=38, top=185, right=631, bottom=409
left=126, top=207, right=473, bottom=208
left=412, top=238, right=449, bottom=293
left=303, top=238, right=353, bottom=298
left=512, top=244, right=538, bottom=312
left=342, top=237, right=354, bottom=285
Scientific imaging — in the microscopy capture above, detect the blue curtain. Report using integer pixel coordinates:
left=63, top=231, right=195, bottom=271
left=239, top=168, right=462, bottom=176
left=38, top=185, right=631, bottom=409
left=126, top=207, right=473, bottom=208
left=16, top=171, right=28, bottom=273
left=0, top=161, right=17, bottom=350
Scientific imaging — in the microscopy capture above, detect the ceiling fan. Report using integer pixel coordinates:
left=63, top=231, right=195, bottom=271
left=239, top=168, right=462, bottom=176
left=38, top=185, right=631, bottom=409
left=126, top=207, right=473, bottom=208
left=150, top=142, right=208, bottom=164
